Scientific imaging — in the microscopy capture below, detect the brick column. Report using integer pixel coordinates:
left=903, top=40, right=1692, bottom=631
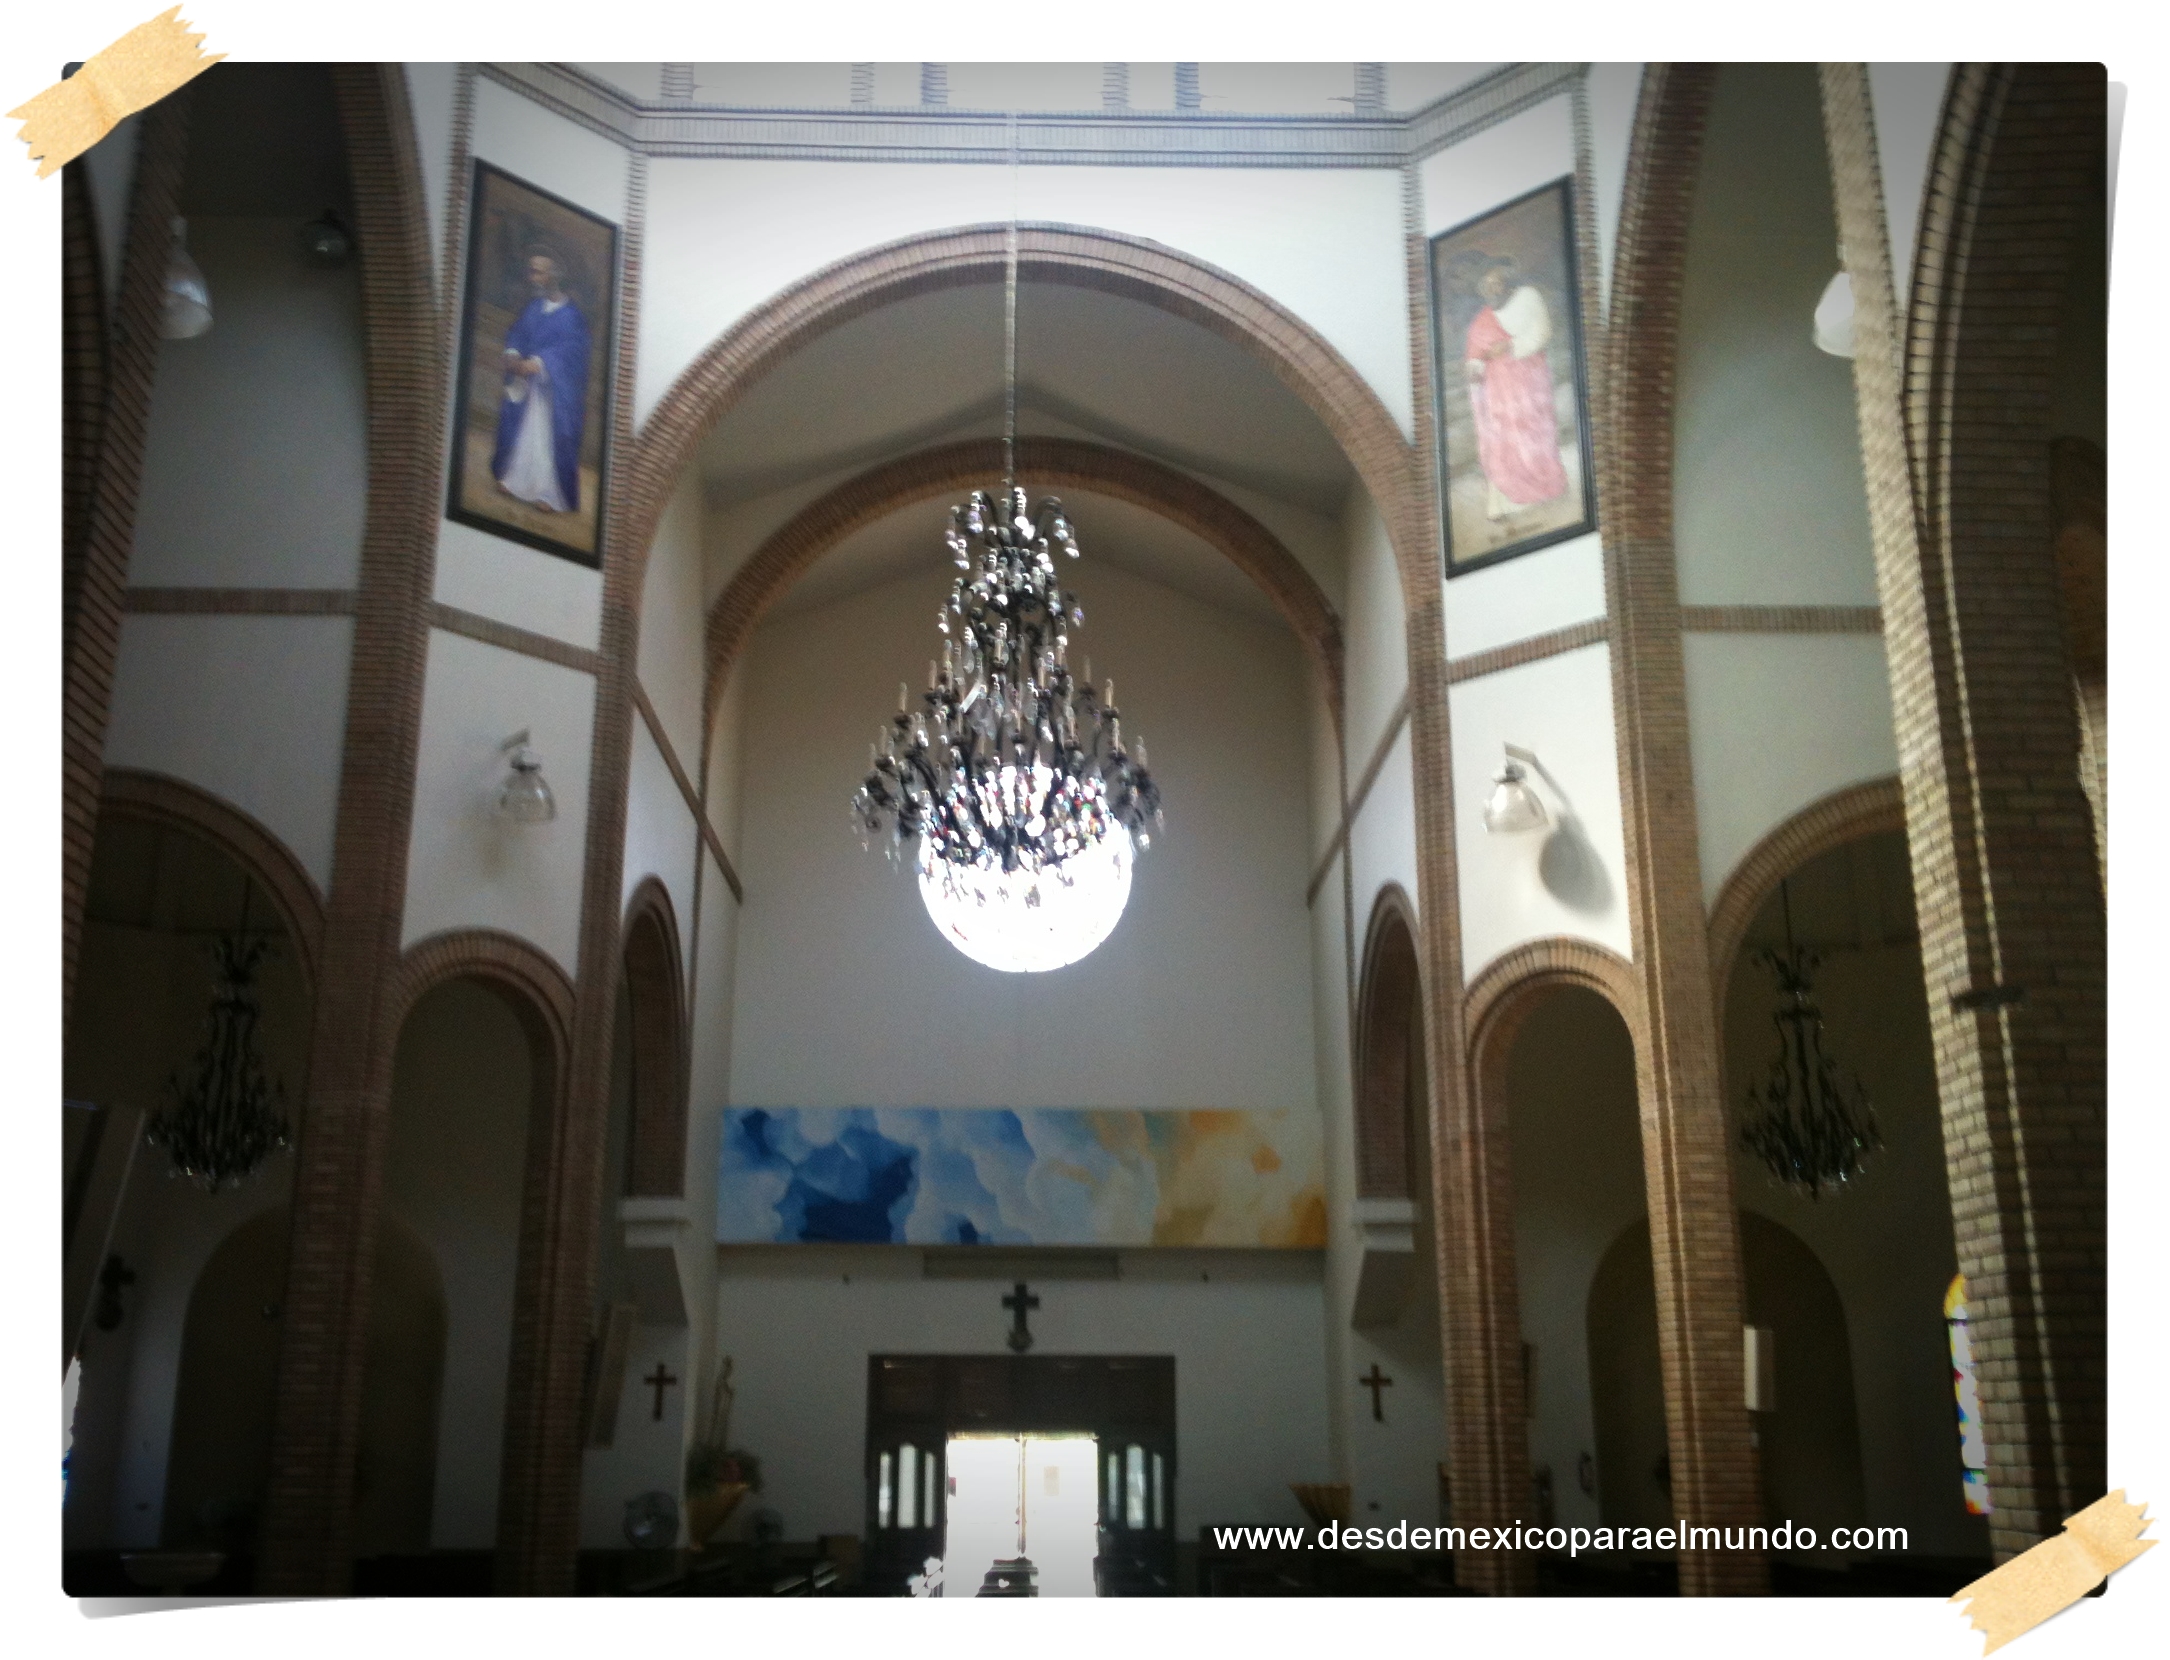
left=1599, top=64, right=1765, bottom=1596
left=257, top=67, right=443, bottom=1595
left=1820, top=62, right=2106, bottom=1560
left=490, top=150, right=650, bottom=1597
left=62, top=94, right=188, bottom=1033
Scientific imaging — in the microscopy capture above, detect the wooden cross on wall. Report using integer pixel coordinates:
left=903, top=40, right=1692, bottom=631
left=1003, top=1282, right=1040, bottom=1353
left=645, top=1362, right=678, bottom=1421
left=1358, top=1362, right=1394, bottom=1422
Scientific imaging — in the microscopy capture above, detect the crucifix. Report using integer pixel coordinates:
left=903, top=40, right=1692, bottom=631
left=1358, top=1363, right=1394, bottom=1423
left=1003, top=1282, right=1040, bottom=1353
left=644, top=1362, right=678, bottom=1421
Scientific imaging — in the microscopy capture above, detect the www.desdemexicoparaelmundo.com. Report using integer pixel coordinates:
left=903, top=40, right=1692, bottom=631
left=1210, top=1522, right=1911, bottom=1555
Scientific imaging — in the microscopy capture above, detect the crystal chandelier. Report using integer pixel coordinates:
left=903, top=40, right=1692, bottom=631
left=147, top=932, right=292, bottom=1191
left=1737, top=883, right=1879, bottom=1199
left=851, top=214, right=1161, bottom=970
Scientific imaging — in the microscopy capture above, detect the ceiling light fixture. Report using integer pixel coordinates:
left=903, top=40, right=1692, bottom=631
left=852, top=120, right=1161, bottom=971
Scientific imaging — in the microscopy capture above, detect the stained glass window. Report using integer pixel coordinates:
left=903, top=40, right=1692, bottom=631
left=1945, top=1274, right=1993, bottom=1515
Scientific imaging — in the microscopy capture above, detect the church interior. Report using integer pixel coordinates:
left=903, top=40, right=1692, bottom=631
left=57, top=60, right=2108, bottom=1601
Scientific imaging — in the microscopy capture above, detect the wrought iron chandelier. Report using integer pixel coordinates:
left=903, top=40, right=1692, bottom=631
left=850, top=208, right=1161, bottom=967
left=1738, top=882, right=1879, bottom=1199
left=146, top=931, right=291, bottom=1191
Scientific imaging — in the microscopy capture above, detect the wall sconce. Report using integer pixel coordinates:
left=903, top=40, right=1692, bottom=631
left=301, top=208, right=353, bottom=268
left=159, top=216, right=212, bottom=340
left=497, top=730, right=557, bottom=823
left=1482, top=743, right=1550, bottom=834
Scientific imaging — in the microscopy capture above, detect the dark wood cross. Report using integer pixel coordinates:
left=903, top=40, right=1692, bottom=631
left=644, top=1363, right=678, bottom=1421
left=1003, top=1282, right=1040, bottom=1354
left=1358, top=1363, right=1394, bottom=1422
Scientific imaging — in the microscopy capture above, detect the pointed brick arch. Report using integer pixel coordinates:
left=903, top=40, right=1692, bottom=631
left=619, top=878, right=688, bottom=1199
left=1353, top=885, right=1424, bottom=1201
left=618, top=222, right=1430, bottom=606
left=1705, top=778, right=1906, bottom=1001
left=701, top=436, right=1345, bottom=741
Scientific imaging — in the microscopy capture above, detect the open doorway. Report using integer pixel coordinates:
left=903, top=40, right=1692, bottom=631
left=945, top=1433, right=1099, bottom=1596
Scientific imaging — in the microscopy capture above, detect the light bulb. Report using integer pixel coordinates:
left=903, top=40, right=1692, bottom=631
left=159, top=217, right=212, bottom=340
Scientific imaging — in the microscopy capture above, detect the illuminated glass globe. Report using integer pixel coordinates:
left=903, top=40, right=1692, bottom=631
left=919, top=821, right=1134, bottom=974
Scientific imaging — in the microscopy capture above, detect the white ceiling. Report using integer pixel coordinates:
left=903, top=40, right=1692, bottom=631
left=696, top=281, right=1355, bottom=519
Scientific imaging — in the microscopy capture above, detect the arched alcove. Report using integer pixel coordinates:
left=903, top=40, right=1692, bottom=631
left=1500, top=983, right=1649, bottom=1545
left=380, top=966, right=558, bottom=1553
left=162, top=1208, right=446, bottom=1559
left=1354, top=887, right=1423, bottom=1204
left=1719, top=823, right=1986, bottom=1562
left=620, top=880, right=688, bottom=1199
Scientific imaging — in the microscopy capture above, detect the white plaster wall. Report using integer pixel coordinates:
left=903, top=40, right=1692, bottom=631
left=429, top=76, right=628, bottom=650
left=1586, top=64, right=1648, bottom=303
left=621, top=718, right=700, bottom=979
left=1419, top=94, right=1575, bottom=246
left=1675, top=65, right=1880, bottom=609
left=580, top=1322, right=692, bottom=1550
left=1450, top=642, right=1632, bottom=981
left=401, top=630, right=596, bottom=977
left=404, top=63, right=458, bottom=280
left=382, top=978, right=532, bottom=1549
left=712, top=1249, right=1329, bottom=1539
left=1683, top=634, right=1898, bottom=906
left=103, top=615, right=354, bottom=891
left=83, top=115, right=140, bottom=306
left=1868, top=64, right=1954, bottom=292
left=639, top=158, right=1412, bottom=437
left=729, top=561, right=1317, bottom=1114
left=1443, top=537, right=1606, bottom=660
left=706, top=665, right=748, bottom=870
left=637, top=472, right=708, bottom=775
left=131, top=220, right=367, bottom=590
left=1341, top=486, right=1409, bottom=771
left=1348, top=729, right=1421, bottom=952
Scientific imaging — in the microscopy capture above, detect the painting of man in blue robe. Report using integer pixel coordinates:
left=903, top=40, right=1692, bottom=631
left=448, top=161, right=618, bottom=566
left=491, top=249, right=591, bottom=515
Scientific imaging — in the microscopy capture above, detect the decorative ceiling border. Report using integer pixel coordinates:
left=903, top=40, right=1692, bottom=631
left=477, top=61, right=1586, bottom=169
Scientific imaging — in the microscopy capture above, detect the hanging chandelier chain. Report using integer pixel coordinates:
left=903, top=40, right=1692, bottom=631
left=852, top=106, right=1160, bottom=911
left=1004, top=110, right=1019, bottom=492
left=1737, top=879, right=1881, bottom=1199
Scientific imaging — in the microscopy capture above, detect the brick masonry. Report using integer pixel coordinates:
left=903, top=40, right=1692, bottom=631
left=256, top=66, right=450, bottom=1596
left=1821, top=61, right=2107, bottom=1561
left=701, top=434, right=1346, bottom=742
left=62, top=94, right=189, bottom=1037
left=1597, top=62, right=1768, bottom=1596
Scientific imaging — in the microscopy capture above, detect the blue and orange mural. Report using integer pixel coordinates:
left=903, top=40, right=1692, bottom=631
left=718, top=1107, right=1325, bottom=1248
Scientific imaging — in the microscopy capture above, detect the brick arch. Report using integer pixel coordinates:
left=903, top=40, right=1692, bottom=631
left=1353, top=884, right=1424, bottom=1201
left=618, top=222, right=1429, bottom=610
left=98, top=768, right=328, bottom=995
left=1705, top=778, right=1906, bottom=1000
left=619, top=878, right=688, bottom=1199
left=393, top=929, right=577, bottom=1066
left=1828, top=60, right=2109, bottom=1560
left=701, top=436, right=1345, bottom=741
left=1461, top=938, right=1645, bottom=1077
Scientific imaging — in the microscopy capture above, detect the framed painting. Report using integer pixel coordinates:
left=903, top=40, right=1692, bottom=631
left=446, top=161, right=620, bottom=567
left=1429, top=176, right=1597, bottom=577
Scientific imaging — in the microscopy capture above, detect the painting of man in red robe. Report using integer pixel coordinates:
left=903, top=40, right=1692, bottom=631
left=1464, top=257, right=1570, bottom=519
left=1430, top=179, right=1595, bottom=574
